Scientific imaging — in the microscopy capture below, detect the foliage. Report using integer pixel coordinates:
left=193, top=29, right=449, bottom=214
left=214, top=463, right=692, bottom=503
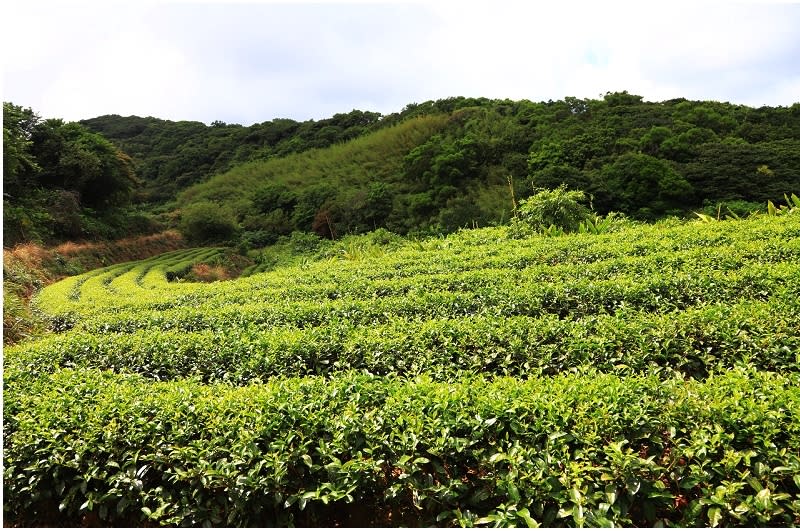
left=5, top=94, right=800, bottom=526
left=767, top=193, right=800, bottom=217
left=4, top=368, right=799, bottom=527
left=3, top=102, right=145, bottom=245
left=599, top=153, right=693, bottom=219
left=80, top=109, right=384, bottom=201
left=3, top=102, right=41, bottom=194
left=178, top=201, right=238, bottom=244
left=2, top=231, right=185, bottom=345
left=516, top=186, right=591, bottom=233
left=8, top=94, right=788, bottom=246
left=161, top=95, right=800, bottom=246
left=6, top=215, right=800, bottom=526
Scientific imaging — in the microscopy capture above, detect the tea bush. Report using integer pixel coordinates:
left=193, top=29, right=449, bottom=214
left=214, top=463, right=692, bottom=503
left=5, top=214, right=800, bottom=526
left=4, top=368, right=799, bottom=527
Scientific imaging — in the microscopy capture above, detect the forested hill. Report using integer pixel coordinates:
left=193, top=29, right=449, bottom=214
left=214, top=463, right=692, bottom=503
left=79, top=109, right=384, bottom=201
left=169, top=93, right=800, bottom=245
left=5, top=93, right=800, bottom=248
left=82, top=94, right=800, bottom=223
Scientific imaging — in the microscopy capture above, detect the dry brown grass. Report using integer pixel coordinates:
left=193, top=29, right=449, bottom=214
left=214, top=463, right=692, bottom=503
left=5, top=243, right=51, bottom=271
left=188, top=263, right=231, bottom=282
left=54, top=230, right=184, bottom=261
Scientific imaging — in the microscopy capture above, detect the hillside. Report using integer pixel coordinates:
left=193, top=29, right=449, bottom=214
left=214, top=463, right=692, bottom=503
left=170, top=93, right=800, bottom=246
left=5, top=211, right=800, bottom=526
left=80, top=109, right=384, bottom=202
left=7, top=94, right=800, bottom=251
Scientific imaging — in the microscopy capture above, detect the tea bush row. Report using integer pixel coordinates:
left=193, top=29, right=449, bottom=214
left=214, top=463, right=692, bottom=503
left=7, top=295, right=799, bottom=383
left=4, top=367, right=799, bottom=527
left=35, top=217, right=800, bottom=325
left=62, top=263, right=798, bottom=336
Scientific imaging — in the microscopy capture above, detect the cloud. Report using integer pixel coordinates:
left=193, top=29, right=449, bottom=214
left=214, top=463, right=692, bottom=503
left=3, top=1, right=799, bottom=124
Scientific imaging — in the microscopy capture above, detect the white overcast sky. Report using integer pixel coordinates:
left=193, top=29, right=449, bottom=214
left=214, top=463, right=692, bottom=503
left=3, top=0, right=800, bottom=125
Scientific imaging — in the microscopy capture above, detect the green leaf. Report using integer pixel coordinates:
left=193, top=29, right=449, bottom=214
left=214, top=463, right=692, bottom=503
left=755, top=488, right=770, bottom=509
left=572, top=504, right=585, bottom=526
left=557, top=507, right=572, bottom=519
left=767, top=200, right=777, bottom=217
left=604, top=485, right=617, bottom=504
left=708, top=507, right=722, bottom=527
left=516, top=507, right=539, bottom=527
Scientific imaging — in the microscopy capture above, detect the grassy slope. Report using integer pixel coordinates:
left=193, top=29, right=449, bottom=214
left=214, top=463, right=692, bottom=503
left=178, top=114, right=450, bottom=204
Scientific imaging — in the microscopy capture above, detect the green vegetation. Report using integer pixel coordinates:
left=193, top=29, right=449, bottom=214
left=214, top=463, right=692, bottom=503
left=2, top=231, right=186, bottom=344
left=3, top=102, right=161, bottom=246
left=166, top=94, right=800, bottom=247
left=5, top=211, right=800, bottom=526
left=80, top=109, right=384, bottom=201
left=4, top=93, right=800, bottom=526
left=6, top=94, right=800, bottom=250
left=177, top=113, right=451, bottom=242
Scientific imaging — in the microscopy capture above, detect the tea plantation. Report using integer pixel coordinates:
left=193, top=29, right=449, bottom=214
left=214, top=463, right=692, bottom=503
left=4, top=215, right=800, bottom=526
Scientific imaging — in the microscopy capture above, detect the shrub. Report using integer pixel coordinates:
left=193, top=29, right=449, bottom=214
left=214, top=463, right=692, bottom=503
left=516, top=185, right=591, bottom=233
left=179, top=201, right=238, bottom=244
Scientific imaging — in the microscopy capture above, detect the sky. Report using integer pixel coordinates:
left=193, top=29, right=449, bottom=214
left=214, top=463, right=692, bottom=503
left=3, top=0, right=800, bottom=125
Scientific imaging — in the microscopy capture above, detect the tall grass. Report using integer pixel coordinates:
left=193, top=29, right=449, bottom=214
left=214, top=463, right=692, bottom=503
left=177, top=115, right=449, bottom=206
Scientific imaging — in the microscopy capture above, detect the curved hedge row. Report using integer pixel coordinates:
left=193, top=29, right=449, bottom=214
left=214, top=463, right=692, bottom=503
left=7, top=295, right=799, bottom=383
left=4, top=368, right=799, bottom=527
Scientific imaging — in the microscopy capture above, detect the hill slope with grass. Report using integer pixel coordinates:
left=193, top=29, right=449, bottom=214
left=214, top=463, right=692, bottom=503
left=170, top=94, right=800, bottom=248
left=9, top=94, right=800, bottom=252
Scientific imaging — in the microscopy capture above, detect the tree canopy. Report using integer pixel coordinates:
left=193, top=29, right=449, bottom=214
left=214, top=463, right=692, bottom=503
left=6, top=93, right=800, bottom=247
left=3, top=102, right=140, bottom=245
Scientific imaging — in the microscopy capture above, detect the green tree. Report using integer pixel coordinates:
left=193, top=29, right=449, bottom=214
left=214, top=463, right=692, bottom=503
left=638, top=126, right=673, bottom=156
left=600, top=153, right=693, bottom=218
left=30, top=120, right=137, bottom=208
left=529, top=164, right=590, bottom=193
left=252, top=183, right=296, bottom=214
left=3, top=102, right=41, bottom=196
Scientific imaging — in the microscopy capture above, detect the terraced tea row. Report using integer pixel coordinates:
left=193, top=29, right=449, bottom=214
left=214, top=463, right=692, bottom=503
left=6, top=214, right=800, bottom=527
left=5, top=367, right=799, bottom=527
left=35, top=247, right=225, bottom=316
left=10, top=293, right=799, bottom=383
left=31, top=217, right=800, bottom=337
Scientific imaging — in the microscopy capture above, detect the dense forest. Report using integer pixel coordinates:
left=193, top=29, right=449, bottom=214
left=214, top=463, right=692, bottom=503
left=4, top=93, right=800, bottom=248
left=3, top=102, right=153, bottom=244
